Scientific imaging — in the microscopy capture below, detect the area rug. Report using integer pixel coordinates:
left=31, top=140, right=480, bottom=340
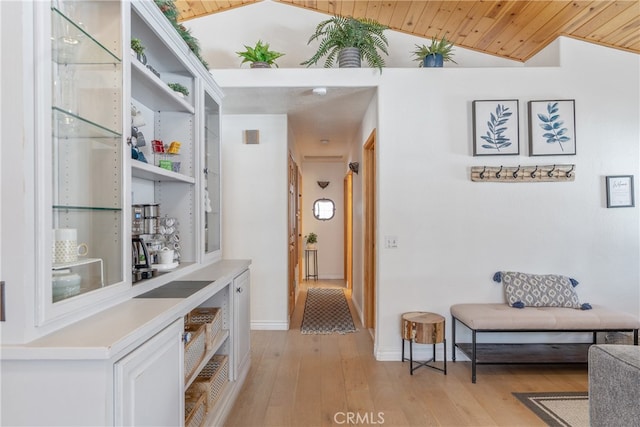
left=513, top=392, right=588, bottom=427
left=300, top=288, right=357, bottom=334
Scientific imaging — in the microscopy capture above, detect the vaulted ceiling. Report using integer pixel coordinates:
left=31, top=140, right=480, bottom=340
left=175, top=0, right=639, bottom=62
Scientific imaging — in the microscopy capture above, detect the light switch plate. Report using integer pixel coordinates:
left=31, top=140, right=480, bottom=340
left=385, top=236, right=398, bottom=248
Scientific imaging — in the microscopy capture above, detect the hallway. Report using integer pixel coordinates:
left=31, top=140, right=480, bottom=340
left=224, top=280, right=588, bottom=427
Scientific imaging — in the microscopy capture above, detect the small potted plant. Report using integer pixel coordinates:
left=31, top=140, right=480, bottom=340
left=301, top=15, right=389, bottom=72
left=131, top=38, right=145, bottom=61
left=304, top=232, right=318, bottom=249
left=167, top=82, right=189, bottom=98
left=236, top=40, right=285, bottom=68
left=412, top=35, right=457, bottom=68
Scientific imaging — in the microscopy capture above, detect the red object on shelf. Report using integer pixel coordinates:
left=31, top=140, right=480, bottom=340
left=151, top=139, right=165, bottom=153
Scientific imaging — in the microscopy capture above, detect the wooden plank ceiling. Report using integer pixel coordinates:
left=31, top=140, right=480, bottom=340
left=174, top=0, right=640, bottom=62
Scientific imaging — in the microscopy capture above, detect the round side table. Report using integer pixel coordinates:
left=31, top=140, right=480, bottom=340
left=401, top=311, right=447, bottom=375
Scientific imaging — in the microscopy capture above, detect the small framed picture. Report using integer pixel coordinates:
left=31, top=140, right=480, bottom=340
left=528, top=100, right=576, bottom=156
left=606, top=175, right=635, bottom=208
left=473, top=100, right=519, bottom=156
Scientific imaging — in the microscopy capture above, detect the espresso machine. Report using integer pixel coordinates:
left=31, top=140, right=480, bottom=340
left=131, top=204, right=157, bottom=282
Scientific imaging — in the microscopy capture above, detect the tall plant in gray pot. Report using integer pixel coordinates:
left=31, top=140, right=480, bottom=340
left=412, top=35, right=457, bottom=68
left=300, top=15, right=389, bottom=72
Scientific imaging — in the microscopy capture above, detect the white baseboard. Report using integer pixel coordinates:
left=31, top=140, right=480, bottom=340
left=350, top=297, right=364, bottom=326
left=375, top=344, right=469, bottom=362
left=251, top=321, right=289, bottom=330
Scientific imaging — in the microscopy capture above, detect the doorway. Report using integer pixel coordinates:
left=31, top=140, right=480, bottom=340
left=288, top=154, right=299, bottom=321
left=363, top=130, right=376, bottom=330
left=344, top=171, right=353, bottom=290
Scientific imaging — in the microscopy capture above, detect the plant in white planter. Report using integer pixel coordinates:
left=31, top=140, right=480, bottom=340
left=167, top=82, right=189, bottom=98
left=304, top=232, right=318, bottom=249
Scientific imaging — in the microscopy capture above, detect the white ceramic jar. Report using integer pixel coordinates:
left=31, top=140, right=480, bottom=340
left=52, top=269, right=81, bottom=302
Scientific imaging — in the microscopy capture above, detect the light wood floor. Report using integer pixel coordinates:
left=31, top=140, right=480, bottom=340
left=225, top=280, right=588, bottom=427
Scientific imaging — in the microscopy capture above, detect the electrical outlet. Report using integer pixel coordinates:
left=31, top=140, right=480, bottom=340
left=385, top=236, right=398, bottom=248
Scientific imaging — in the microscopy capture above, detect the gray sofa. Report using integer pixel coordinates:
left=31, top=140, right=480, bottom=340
left=588, top=344, right=640, bottom=426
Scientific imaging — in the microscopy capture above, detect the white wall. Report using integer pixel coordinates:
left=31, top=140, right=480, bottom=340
left=373, top=37, right=639, bottom=359
left=221, top=114, right=289, bottom=330
left=301, top=161, right=345, bottom=279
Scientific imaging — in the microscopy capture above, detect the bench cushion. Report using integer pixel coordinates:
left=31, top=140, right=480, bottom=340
left=451, top=303, right=640, bottom=331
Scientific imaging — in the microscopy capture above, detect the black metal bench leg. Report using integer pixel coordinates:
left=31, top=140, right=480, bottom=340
left=452, top=317, right=457, bottom=362
left=472, top=330, right=477, bottom=384
left=634, top=329, right=638, bottom=345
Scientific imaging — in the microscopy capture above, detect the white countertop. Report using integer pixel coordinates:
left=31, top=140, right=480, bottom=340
left=1, top=259, right=250, bottom=360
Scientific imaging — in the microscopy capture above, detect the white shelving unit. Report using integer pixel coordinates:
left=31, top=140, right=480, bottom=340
left=1, top=1, right=244, bottom=426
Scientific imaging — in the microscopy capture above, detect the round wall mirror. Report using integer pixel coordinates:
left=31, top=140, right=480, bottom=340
left=313, top=198, right=335, bottom=221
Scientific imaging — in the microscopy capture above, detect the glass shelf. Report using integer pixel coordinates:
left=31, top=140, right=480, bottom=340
left=53, top=205, right=122, bottom=211
left=51, top=6, right=121, bottom=65
left=52, top=107, right=121, bottom=139
left=52, top=257, right=103, bottom=270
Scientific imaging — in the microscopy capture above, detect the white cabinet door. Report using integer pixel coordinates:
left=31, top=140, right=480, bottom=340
left=233, top=269, right=250, bottom=379
left=114, top=319, right=184, bottom=426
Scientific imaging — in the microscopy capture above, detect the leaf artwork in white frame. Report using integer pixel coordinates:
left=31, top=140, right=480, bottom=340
left=528, top=100, right=576, bottom=156
left=472, top=100, right=520, bottom=156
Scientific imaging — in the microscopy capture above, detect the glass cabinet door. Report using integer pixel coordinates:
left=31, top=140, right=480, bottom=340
left=203, top=90, right=220, bottom=255
left=50, top=1, right=123, bottom=305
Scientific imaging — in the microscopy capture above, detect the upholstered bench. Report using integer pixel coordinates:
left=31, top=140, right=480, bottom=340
left=451, top=303, right=640, bottom=383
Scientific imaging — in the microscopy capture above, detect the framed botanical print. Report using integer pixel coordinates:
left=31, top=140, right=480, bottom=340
left=472, top=100, right=519, bottom=156
left=528, top=100, right=576, bottom=156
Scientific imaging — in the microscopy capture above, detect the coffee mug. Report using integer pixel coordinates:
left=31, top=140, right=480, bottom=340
left=158, top=248, right=174, bottom=265
left=53, top=228, right=88, bottom=264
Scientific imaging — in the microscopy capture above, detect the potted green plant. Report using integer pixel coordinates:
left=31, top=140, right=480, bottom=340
left=236, top=40, right=285, bottom=68
left=131, top=38, right=146, bottom=62
left=131, top=38, right=145, bottom=55
left=167, top=82, right=189, bottom=97
left=412, top=35, right=457, bottom=68
left=300, top=15, right=389, bottom=72
left=154, top=0, right=209, bottom=69
left=304, top=232, right=318, bottom=249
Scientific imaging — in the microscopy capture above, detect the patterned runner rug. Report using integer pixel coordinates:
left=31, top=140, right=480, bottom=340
left=300, top=288, right=357, bottom=334
left=513, top=392, right=588, bottom=427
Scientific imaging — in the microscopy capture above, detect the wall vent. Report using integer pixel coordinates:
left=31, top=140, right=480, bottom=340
left=244, top=129, right=259, bottom=144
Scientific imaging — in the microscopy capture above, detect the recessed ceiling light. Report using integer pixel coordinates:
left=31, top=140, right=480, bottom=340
left=312, top=87, right=327, bottom=96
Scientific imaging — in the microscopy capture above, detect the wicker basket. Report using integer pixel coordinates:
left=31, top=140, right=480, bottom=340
left=184, top=323, right=206, bottom=382
left=185, top=391, right=206, bottom=427
left=188, top=307, right=223, bottom=351
left=190, top=354, right=229, bottom=412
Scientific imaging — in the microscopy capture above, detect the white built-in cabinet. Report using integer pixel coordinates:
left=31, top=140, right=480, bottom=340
left=234, top=269, right=251, bottom=377
left=0, top=1, right=249, bottom=426
left=114, top=319, right=185, bottom=426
